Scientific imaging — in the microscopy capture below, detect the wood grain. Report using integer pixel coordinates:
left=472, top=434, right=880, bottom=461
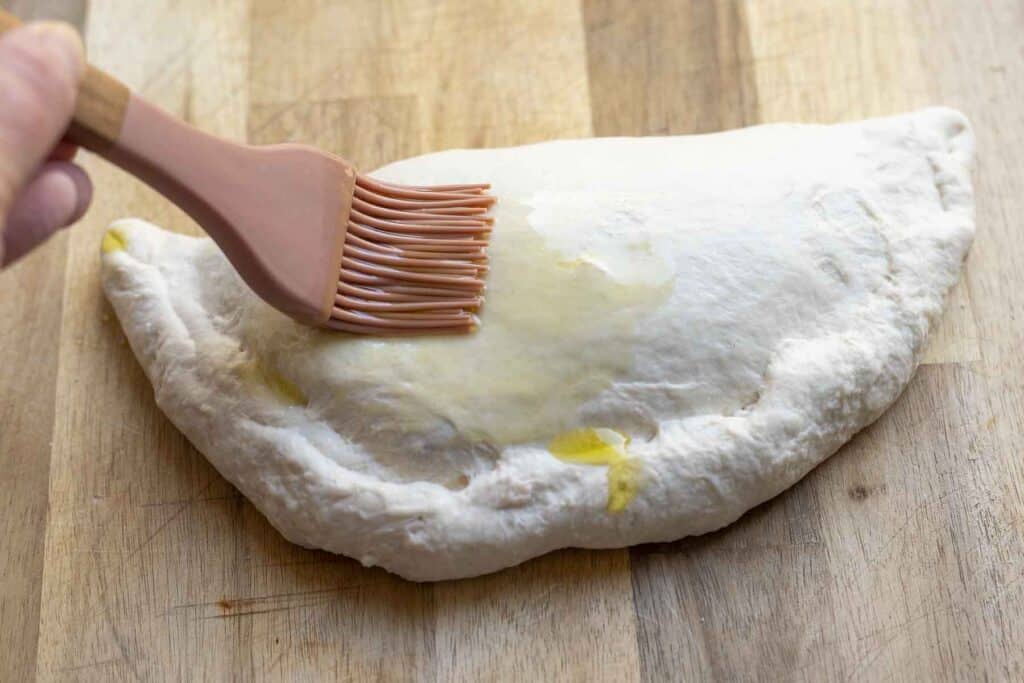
left=0, top=234, right=66, bottom=683
left=1, top=1, right=1022, bottom=680
left=34, top=2, right=255, bottom=679
left=583, top=0, right=759, bottom=135
left=599, top=1, right=1023, bottom=680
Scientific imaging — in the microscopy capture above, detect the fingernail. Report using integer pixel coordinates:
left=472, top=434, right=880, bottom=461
left=22, top=21, right=85, bottom=81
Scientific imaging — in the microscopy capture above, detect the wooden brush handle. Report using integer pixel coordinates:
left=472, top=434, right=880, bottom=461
left=0, top=9, right=130, bottom=152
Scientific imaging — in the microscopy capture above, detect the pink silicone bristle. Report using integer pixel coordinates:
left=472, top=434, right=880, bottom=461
left=346, top=222, right=488, bottom=248
left=352, top=198, right=492, bottom=223
left=331, top=173, right=495, bottom=334
left=354, top=187, right=495, bottom=211
left=329, top=307, right=475, bottom=329
left=324, top=320, right=476, bottom=336
left=335, top=295, right=480, bottom=313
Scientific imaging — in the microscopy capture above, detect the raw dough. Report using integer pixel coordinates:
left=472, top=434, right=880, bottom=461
left=101, top=108, right=975, bottom=581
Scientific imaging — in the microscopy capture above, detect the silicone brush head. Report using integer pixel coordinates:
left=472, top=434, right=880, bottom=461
left=103, top=107, right=497, bottom=335
left=327, top=175, right=496, bottom=335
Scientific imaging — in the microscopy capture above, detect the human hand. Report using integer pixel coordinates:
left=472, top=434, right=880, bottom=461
left=0, top=21, right=91, bottom=267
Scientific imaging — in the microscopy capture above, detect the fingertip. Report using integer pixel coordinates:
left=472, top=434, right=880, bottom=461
left=1, top=161, right=91, bottom=265
left=28, top=162, right=81, bottom=229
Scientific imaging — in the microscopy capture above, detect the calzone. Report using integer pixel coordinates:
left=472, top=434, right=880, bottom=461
left=101, top=108, right=975, bottom=580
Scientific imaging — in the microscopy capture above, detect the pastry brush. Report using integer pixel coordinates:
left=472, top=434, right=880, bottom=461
left=0, top=11, right=494, bottom=334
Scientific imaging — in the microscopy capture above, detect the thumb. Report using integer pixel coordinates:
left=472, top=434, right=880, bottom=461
left=0, top=21, right=85, bottom=227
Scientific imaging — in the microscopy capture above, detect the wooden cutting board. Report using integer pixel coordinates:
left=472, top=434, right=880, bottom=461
left=2, top=1, right=1022, bottom=680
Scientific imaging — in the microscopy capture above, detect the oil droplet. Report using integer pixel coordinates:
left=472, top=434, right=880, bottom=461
left=549, top=427, right=627, bottom=465
left=607, top=458, right=641, bottom=513
left=549, top=428, right=640, bottom=512
left=102, top=228, right=127, bottom=253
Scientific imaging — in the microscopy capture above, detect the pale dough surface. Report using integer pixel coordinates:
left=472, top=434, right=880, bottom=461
left=101, top=108, right=974, bottom=581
